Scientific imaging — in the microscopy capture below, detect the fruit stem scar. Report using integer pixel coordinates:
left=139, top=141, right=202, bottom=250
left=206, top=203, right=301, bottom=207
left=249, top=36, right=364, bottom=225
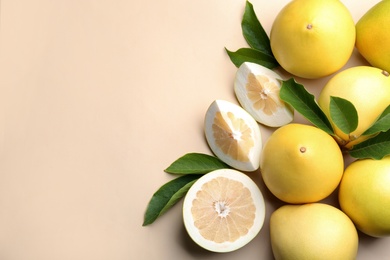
left=382, top=70, right=389, bottom=77
left=306, top=24, right=313, bottom=30
left=300, top=147, right=306, bottom=153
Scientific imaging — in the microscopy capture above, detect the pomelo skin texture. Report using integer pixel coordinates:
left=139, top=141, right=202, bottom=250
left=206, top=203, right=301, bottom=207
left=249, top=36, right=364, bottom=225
left=270, top=0, right=355, bottom=79
left=318, top=66, right=390, bottom=149
left=270, top=203, right=359, bottom=260
left=339, top=156, right=390, bottom=237
left=356, top=0, right=390, bottom=73
left=260, top=124, right=344, bottom=204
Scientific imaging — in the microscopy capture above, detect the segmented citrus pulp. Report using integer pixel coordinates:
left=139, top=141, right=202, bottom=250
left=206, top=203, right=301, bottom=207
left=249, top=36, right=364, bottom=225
left=183, top=169, right=265, bottom=252
left=204, top=100, right=262, bottom=172
left=234, top=62, right=294, bottom=127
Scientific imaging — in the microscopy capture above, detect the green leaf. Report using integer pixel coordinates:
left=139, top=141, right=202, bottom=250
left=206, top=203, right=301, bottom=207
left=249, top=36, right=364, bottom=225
left=279, top=78, right=334, bottom=135
left=142, top=174, right=202, bottom=226
left=225, top=47, right=279, bottom=69
left=362, top=105, right=390, bottom=136
left=349, top=130, right=390, bottom=160
left=165, top=152, right=230, bottom=174
left=329, top=96, right=358, bottom=135
left=241, top=1, right=274, bottom=57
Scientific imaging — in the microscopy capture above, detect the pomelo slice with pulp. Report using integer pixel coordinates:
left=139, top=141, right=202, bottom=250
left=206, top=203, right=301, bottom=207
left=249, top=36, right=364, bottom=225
left=183, top=169, right=266, bottom=252
left=234, top=62, right=294, bottom=127
left=204, top=100, right=262, bottom=172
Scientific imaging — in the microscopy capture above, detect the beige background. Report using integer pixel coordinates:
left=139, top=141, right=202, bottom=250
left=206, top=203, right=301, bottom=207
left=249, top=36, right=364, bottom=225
left=1, top=0, right=389, bottom=259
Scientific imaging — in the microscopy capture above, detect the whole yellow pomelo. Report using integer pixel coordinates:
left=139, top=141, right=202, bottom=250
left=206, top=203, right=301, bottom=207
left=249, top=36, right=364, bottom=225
left=260, top=123, right=344, bottom=204
left=356, top=0, right=390, bottom=73
left=270, top=0, right=355, bottom=79
left=339, top=156, right=390, bottom=237
left=318, top=66, right=390, bottom=149
left=270, top=203, right=359, bottom=260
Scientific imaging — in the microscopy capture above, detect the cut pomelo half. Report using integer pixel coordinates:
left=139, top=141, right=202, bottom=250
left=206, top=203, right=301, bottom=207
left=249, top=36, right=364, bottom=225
left=183, top=169, right=266, bottom=253
left=234, top=62, right=294, bottom=127
left=204, top=100, right=262, bottom=172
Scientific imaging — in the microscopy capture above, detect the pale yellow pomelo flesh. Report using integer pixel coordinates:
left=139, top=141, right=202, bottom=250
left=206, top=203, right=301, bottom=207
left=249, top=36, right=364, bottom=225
left=204, top=100, right=262, bottom=172
left=339, top=156, right=390, bottom=237
left=183, top=169, right=265, bottom=252
left=270, top=0, right=355, bottom=79
left=270, top=203, right=358, bottom=260
left=234, top=62, right=294, bottom=127
left=356, top=0, right=390, bottom=73
left=260, top=124, right=344, bottom=204
left=318, top=66, right=390, bottom=148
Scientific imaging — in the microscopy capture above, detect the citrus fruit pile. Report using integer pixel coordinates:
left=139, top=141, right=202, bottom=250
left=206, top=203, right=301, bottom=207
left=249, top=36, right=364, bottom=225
left=144, top=0, right=390, bottom=258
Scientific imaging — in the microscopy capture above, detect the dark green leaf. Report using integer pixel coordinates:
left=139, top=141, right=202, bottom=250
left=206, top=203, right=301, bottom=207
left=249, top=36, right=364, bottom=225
left=329, top=96, right=358, bottom=135
left=349, top=130, right=390, bottom=160
left=165, top=153, right=231, bottom=174
left=225, top=47, right=279, bottom=69
left=241, top=1, right=274, bottom=57
left=362, top=105, right=390, bottom=136
left=143, top=174, right=202, bottom=226
left=279, top=78, right=334, bottom=135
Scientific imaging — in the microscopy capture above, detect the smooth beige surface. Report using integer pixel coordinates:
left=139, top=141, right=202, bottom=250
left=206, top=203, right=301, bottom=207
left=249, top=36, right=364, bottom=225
left=1, top=0, right=389, bottom=259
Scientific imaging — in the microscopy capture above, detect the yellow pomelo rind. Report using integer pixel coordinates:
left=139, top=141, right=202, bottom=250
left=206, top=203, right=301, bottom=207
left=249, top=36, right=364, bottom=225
left=183, top=169, right=266, bottom=253
left=318, top=66, right=390, bottom=148
left=270, top=203, right=358, bottom=260
left=356, top=0, right=390, bottom=73
left=234, top=62, right=294, bottom=127
left=270, top=0, right=355, bottom=79
left=339, top=156, right=390, bottom=237
left=260, top=124, right=344, bottom=204
left=204, top=100, right=262, bottom=172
